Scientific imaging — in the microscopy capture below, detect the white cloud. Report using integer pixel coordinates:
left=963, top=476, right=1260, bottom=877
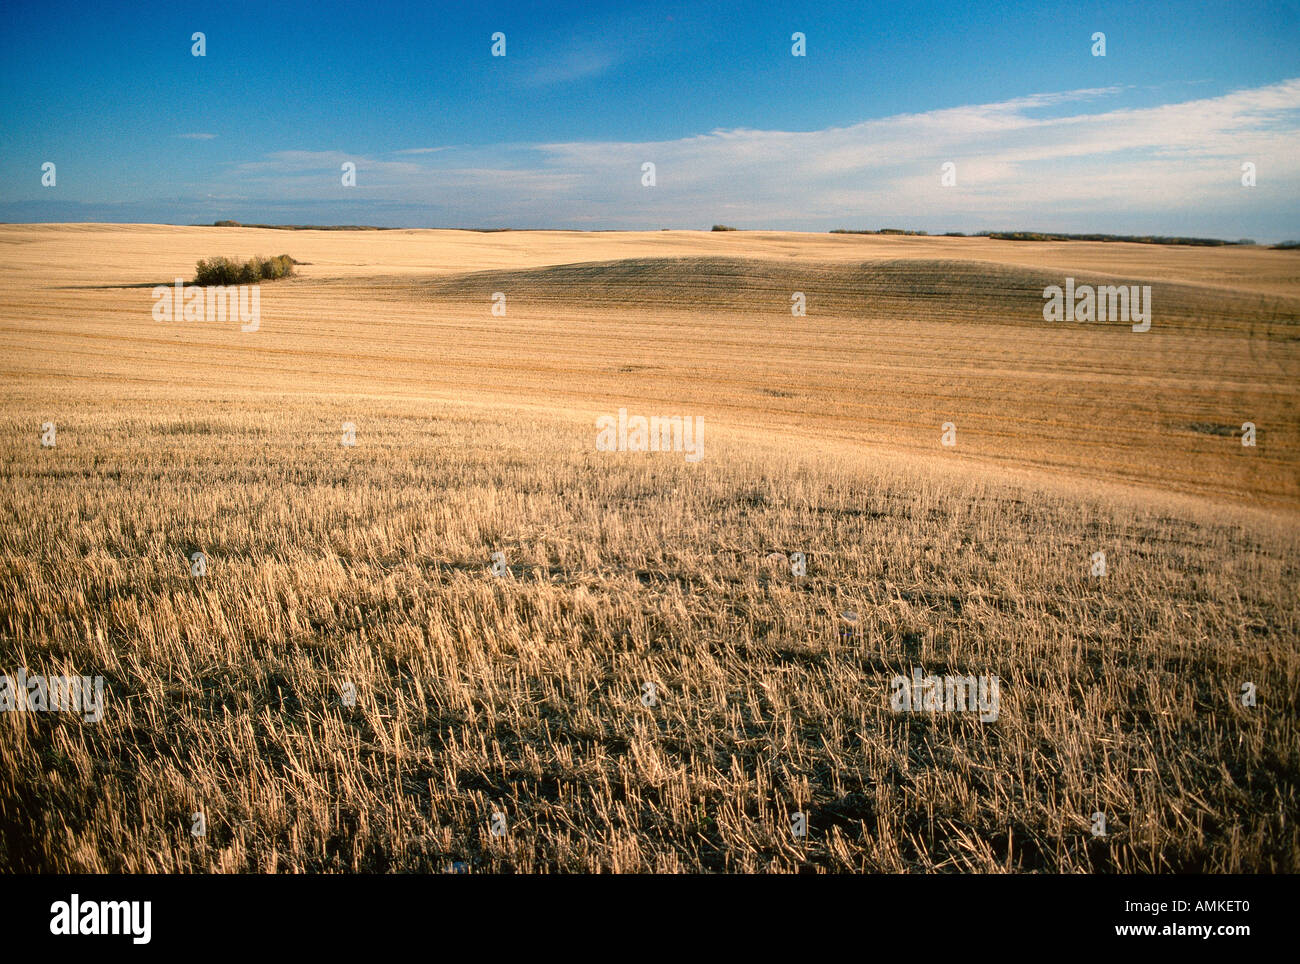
left=212, top=80, right=1300, bottom=234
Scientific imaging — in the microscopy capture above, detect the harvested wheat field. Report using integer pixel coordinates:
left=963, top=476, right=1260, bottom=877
left=1, top=223, right=1297, bottom=872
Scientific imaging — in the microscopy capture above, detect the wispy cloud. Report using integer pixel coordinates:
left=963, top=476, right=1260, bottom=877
left=522, top=39, right=621, bottom=87
left=177, top=133, right=217, bottom=140
left=205, top=81, right=1300, bottom=235
left=514, top=8, right=676, bottom=90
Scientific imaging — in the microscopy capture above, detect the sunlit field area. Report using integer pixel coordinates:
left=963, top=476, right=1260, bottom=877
left=2, top=224, right=1297, bottom=871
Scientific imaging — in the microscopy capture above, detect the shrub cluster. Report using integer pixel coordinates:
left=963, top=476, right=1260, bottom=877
left=194, top=254, right=295, bottom=286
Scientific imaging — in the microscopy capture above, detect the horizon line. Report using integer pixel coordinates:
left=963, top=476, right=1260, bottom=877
left=2, top=221, right=1293, bottom=247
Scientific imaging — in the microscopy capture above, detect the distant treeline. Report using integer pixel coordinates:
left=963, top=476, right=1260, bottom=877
left=210, top=221, right=394, bottom=231
left=979, top=231, right=1251, bottom=246
left=208, top=221, right=527, bottom=232
left=203, top=221, right=1298, bottom=247
left=832, top=228, right=942, bottom=236
left=829, top=228, right=1288, bottom=247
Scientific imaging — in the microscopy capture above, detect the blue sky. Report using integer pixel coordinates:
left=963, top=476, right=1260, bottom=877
left=2, top=0, right=1298, bottom=238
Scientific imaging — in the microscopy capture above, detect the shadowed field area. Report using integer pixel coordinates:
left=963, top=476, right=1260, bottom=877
left=1, top=224, right=1297, bottom=872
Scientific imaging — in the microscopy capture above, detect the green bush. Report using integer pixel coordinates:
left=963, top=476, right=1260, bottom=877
left=194, top=257, right=238, bottom=286
left=264, top=254, right=295, bottom=278
left=194, top=254, right=295, bottom=286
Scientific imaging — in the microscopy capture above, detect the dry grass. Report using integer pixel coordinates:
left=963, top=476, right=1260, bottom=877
left=0, top=225, right=1297, bottom=872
